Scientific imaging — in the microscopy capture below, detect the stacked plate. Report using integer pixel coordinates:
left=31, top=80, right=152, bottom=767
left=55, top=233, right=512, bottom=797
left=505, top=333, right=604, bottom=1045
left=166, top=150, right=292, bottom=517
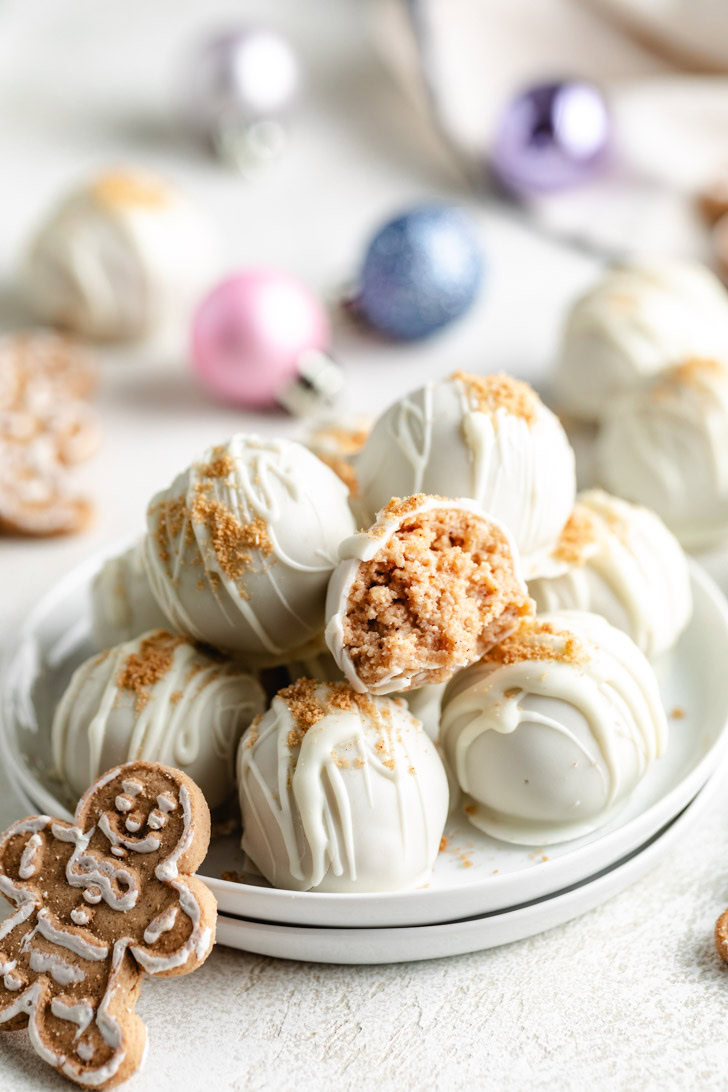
left=3, top=554, right=728, bottom=964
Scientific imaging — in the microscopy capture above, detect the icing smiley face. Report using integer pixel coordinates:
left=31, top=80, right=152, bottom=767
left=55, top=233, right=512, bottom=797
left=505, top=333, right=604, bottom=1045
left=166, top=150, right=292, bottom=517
left=0, top=761, right=216, bottom=1090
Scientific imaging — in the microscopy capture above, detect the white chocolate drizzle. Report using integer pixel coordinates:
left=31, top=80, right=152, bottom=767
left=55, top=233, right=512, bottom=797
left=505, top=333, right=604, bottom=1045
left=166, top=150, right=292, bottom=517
left=238, top=686, right=449, bottom=892
left=51, top=635, right=263, bottom=809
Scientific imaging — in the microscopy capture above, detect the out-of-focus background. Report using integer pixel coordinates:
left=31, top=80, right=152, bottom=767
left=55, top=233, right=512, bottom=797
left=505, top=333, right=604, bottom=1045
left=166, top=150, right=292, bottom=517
left=9, top=0, right=728, bottom=611
left=5, top=2, right=728, bottom=1089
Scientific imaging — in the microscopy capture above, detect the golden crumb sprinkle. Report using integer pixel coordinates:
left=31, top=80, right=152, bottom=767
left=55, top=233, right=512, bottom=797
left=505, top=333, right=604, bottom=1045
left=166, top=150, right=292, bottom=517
left=451, top=371, right=540, bottom=426
left=200, top=447, right=236, bottom=480
left=310, top=424, right=369, bottom=456
left=439, top=836, right=448, bottom=852
left=116, top=630, right=187, bottom=711
left=277, top=679, right=400, bottom=769
left=653, top=357, right=728, bottom=401
left=190, top=484, right=273, bottom=582
left=91, top=170, right=172, bottom=209
left=554, top=505, right=600, bottom=565
left=485, top=618, right=584, bottom=667
left=671, top=707, right=686, bottom=720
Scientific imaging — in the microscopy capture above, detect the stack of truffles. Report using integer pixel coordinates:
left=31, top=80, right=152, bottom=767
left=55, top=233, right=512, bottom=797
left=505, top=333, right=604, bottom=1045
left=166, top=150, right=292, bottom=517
left=554, top=258, right=728, bottom=550
left=53, top=367, right=692, bottom=893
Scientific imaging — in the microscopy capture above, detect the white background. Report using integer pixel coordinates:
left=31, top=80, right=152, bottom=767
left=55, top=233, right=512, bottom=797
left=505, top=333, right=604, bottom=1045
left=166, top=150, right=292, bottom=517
left=1, top=1, right=727, bottom=1089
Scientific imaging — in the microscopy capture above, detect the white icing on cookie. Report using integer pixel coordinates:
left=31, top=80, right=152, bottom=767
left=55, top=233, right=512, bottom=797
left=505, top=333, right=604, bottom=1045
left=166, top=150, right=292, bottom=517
left=29, top=949, right=85, bottom=986
left=98, top=813, right=160, bottom=854
left=50, top=997, right=95, bottom=1040
left=18, top=833, right=43, bottom=879
left=143, top=905, right=178, bottom=945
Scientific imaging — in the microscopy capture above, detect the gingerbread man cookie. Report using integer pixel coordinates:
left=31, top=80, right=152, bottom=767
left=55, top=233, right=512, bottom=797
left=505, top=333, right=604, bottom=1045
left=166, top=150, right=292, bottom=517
left=0, top=761, right=216, bottom=1089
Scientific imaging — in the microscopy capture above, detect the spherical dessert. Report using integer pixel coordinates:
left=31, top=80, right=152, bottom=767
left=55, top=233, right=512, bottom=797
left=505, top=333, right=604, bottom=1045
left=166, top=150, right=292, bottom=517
left=22, top=168, right=220, bottom=342
left=236, top=679, right=449, bottom=892
left=325, top=495, right=533, bottom=696
left=595, top=358, right=728, bottom=550
left=144, top=434, right=357, bottom=661
left=554, top=260, right=728, bottom=421
left=52, top=629, right=264, bottom=808
left=529, top=490, right=691, bottom=659
left=440, top=612, right=667, bottom=845
left=91, top=538, right=171, bottom=649
left=306, top=416, right=369, bottom=498
left=355, top=372, right=575, bottom=575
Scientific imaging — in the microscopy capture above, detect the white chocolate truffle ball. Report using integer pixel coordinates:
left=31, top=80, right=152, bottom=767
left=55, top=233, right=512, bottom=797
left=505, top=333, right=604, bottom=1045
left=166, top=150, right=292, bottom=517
left=144, top=434, right=357, bottom=661
left=52, top=630, right=265, bottom=808
left=91, top=538, right=171, bottom=649
left=325, top=495, right=533, bottom=696
left=529, top=490, right=691, bottom=659
left=237, top=679, right=449, bottom=892
left=22, top=168, right=220, bottom=342
left=554, top=260, right=728, bottom=421
left=596, top=358, right=728, bottom=550
left=355, top=372, right=575, bottom=575
left=440, top=612, right=667, bottom=845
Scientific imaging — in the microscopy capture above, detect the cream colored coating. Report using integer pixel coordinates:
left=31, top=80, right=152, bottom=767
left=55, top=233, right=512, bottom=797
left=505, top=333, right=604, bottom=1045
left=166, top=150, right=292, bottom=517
left=596, top=357, right=728, bottom=549
left=355, top=372, right=575, bottom=576
left=554, top=259, right=728, bottom=421
left=529, top=490, right=692, bottom=659
left=21, top=167, right=220, bottom=342
left=440, top=611, right=667, bottom=845
left=144, top=434, right=357, bottom=661
left=52, top=630, right=264, bottom=808
left=91, top=538, right=171, bottom=649
left=237, top=679, right=449, bottom=892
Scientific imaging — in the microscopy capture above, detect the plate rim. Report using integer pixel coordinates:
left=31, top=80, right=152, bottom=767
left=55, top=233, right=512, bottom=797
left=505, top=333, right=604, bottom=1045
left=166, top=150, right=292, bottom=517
left=211, top=772, right=719, bottom=962
left=2, top=550, right=728, bottom=929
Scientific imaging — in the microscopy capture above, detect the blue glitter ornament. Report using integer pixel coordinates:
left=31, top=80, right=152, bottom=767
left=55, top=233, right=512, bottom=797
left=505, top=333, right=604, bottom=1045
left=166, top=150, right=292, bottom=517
left=353, top=204, right=483, bottom=341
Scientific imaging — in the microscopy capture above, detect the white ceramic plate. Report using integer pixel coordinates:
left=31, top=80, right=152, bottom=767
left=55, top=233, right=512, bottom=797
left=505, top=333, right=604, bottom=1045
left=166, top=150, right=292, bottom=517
left=3, top=553, right=728, bottom=929
left=213, top=777, right=718, bottom=964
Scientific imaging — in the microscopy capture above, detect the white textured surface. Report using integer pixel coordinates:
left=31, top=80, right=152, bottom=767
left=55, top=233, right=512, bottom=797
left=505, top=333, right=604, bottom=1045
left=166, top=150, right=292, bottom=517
left=2, top=0, right=728, bottom=1089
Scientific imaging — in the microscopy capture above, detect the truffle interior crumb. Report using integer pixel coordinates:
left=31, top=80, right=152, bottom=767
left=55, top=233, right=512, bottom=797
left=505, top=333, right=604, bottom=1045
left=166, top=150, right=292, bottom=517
left=451, top=371, right=539, bottom=426
left=485, top=618, right=584, bottom=668
left=116, top=630, right=188, bottom=710
left=343, top=502, right=533, bottom=689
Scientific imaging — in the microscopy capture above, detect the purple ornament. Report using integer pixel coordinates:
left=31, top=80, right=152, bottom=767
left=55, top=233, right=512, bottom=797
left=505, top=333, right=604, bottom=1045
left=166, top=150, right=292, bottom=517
left=491, top=80, right=611, bottom=196
left=179, top=27, right=300, bottom=168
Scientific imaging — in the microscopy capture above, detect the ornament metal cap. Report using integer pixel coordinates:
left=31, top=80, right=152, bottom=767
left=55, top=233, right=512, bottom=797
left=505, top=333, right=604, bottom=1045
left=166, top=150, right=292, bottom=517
left=276, top=349, right=344, bottom=416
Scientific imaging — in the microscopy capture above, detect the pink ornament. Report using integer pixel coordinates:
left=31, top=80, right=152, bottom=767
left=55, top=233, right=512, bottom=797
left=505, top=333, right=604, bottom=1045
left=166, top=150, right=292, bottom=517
left=191, top=268, right=339, bottom=411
